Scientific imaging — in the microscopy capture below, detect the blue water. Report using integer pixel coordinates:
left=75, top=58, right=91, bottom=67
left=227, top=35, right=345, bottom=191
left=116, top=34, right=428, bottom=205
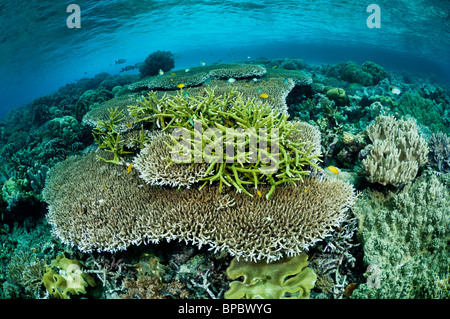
left=0, top=0, right=449, bottom=119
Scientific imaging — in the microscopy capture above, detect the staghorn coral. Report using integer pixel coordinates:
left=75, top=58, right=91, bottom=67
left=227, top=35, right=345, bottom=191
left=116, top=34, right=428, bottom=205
left=427, top=132, right=450, bottom=173
left=130, top=87, right=322, bottom=199
left=362, top=115, right=428, bottom=186
left=43, top=151, right=356, bottom=262
left=225, top=253, right=317, bottom=299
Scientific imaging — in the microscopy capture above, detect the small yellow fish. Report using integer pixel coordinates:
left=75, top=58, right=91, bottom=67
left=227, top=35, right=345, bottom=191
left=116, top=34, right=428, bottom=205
left=32, top=248, right=37, bottom=253
left=272, top=65, right=277, bottom=69
left=260, top=93, right=269, bottom=99
left=56, top=185, right=61, bottom=188
left=171, top=72, right=176, bottom=75
left=177, top=83, right=185, bottom=88
left=127, top=163, right=133, bottom=173
left=170, top=78, right=174, bottom=82
left=104, top=185, right=108, bottom=189
left=245, top=84, right=251, bottom=87
left=304, top=187, right=307, bottom=193
left=328, top=166, right=339, bottom=175
left=257, top=190, right=262, bottom=198
left=126, top=123, right=132, bottom=127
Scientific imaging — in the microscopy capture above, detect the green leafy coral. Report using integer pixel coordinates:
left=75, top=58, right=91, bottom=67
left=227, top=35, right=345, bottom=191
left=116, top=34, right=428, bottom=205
left=43, top=254, right=95, bottom=299
left=225, top=252, right=317, bottom=299
left=130, top=87, right=322, bottom=199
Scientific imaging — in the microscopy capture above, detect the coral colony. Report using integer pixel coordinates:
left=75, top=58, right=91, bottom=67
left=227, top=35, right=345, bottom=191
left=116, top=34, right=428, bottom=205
left=1, top=53, right=449, bottom=299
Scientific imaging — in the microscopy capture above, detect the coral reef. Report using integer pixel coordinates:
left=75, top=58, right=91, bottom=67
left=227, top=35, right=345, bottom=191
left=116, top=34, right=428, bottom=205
left=43, top=151, right=356, bottom=262
left=352, top=172, right=450, bottom=298
left=139, top=50, right=175, bottom=77
left=225, top=253, right=317, bottom=299
left=340, top=62, right=373, bottom=86
left=362, top=115, right=428, bottom=186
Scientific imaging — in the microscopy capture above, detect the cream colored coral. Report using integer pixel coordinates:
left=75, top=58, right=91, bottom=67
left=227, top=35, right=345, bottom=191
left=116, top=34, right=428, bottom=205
left=44, top=152, right=356, bottom=262
left=362, top=115, right=428, bottom=186
left=133, top=131, right=211, bottom=188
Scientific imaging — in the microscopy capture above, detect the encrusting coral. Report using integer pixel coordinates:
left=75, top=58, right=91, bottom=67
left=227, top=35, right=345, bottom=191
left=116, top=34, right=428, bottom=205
left=43, top=151, right=356, bottom=262
left=362, top=115, right=428, bottom=186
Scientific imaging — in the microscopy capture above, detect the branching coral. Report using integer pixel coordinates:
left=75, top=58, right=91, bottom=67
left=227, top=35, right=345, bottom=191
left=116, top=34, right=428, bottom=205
left=130, top=87, right=322, bottom=199
left=362, top=115, right=428, bottom=186
left=43, top=152, right=356, bottom=262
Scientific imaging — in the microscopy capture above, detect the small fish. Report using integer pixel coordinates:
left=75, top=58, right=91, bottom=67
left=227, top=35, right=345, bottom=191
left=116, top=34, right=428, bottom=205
left=171, top=72, right=176, bottom=75
left=252, top=78, right=258, bottom=82
left=177, top=83, right=185, bottom=89
left=188, top=118, right=194, bottom=126
left=390, top=86, right=401, bottom=95
left=257, top=190, right=262, bottom=198
left=104, top=186, right=108, bottom=189
left=328, top=166, right=339, bottom=175
left=127, top=163, right=133, bottom=173
left=32, top=248, right=37, bottom=253
left=283, top=78, right=289, bottom=85
left=126, top=123, right=132, bottom=127
left=260, top=93, right=269, bottom=99
left=120, top=65, right=135, bottom=73
left=115, top=59, right=126, bottom=64
left=227, top=78, right=236, bottom=83
left=183, top=92, right=190, bottom=97
left=159, top=69, right=164, bottom=75
left=245, top=84, right=251, bottom=87
left=56, top=185, right=61, bottom=188
left=204, top=78, right=212, bottom=85
left=200, top=61, right=206, bottom=66
left=185, top=68, right=190, bottom=72
left=272, top=65, right=277, bottom=69
left=170, top=78, right=174, bottom=81
left=304, top=187, right=308, bottom=193
left=256, top=88, right=263, bottom=94
left=247, top=56, right=251, bottom=59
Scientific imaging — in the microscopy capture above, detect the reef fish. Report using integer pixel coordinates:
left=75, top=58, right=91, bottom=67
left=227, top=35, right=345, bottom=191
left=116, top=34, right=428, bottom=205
left=127, top=163, right=133, bottom=173
left=177, top=83, right=186, bottom=88
left=256, top=88, right=263, bottom=94
left=200, top=61, right=206, bottom=66
left=328, top=166, right=339, bottom=175
left=185, top=68, right=190, bottom=72
left=159, top=69, right=164, bottom=75
left=115, top=59, right=127, bottom=64
left=227, top=78, right=236, bottom=83
left=260, top=93, right=269, bottom=99
left=120, top=65, right=135, bottom=73
left=390, top=86, right=401, bottom=95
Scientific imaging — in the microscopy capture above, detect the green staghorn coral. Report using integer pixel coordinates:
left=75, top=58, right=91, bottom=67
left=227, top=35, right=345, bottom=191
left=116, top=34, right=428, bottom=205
left=130, top=87, right=322, bottom=199
left=225, top=253, right=317, bottom=299
left=92, top=107, right=133, bottom=164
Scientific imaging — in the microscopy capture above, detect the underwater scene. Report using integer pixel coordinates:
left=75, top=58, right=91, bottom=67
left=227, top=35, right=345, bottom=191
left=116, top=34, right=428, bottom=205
left=0, top=0, right=449, bottom=303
